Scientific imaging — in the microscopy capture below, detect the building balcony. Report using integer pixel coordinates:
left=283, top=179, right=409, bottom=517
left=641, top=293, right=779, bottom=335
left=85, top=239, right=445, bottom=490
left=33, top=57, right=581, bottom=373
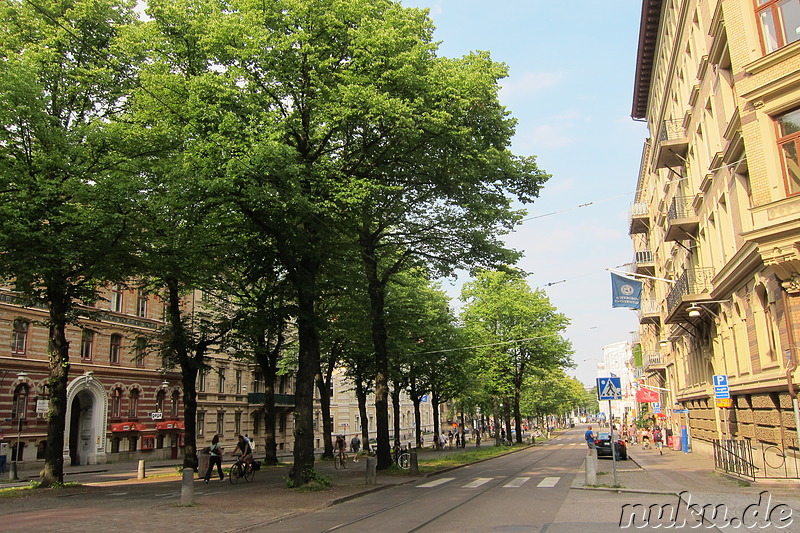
left=643, top=351, right=665, bottom=370
left=664, top=196, right=699, bottom=241
left=665, top=267, right=715, bottom=323
left=655, top=119, right=689, bottom=169
left=629, top=202, right=649, bottom=234
left=248, top=392, right=295, bottom=408
left=638, top=298, right=660, bottom=324
left=633, top=249, right=655, bottom=275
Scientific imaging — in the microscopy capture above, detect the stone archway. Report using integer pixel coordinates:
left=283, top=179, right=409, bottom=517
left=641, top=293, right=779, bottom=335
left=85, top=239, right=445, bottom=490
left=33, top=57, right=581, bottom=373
left=65, top=374, right=108, bottom=466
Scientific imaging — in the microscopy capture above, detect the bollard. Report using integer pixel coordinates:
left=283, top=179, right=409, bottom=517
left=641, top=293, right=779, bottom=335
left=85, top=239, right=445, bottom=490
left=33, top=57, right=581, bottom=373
left=365, top=456, right=377, bottom=485
left=409, top=452, right=418, bottom=475
left=8, top=462, right=18, bottom=481
left=585, top=449, right=597, bottom=486
left=181, top=468, right=194, bottom=505
left=138, top=459, right=146, bottom=480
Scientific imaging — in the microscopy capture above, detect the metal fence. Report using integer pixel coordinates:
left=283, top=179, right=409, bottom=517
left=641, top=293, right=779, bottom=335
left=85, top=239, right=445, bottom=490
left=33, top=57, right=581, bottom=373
left=713, top=439, right=800, bottom=480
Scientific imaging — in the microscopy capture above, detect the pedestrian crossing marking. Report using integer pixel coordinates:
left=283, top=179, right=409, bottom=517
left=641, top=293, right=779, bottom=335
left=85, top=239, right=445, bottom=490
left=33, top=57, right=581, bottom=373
left=417, top=477, right=454, bottom=488
left=463, top=477, right=493, bottom=488
left=537, top=477, right=559, bottom=488
left=503, top=477, right=530, bottom=488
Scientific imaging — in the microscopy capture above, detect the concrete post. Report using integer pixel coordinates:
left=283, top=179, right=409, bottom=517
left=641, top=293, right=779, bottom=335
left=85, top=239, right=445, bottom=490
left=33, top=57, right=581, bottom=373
left=8, top=462, right=18, bottom=481
left=409, top=452, right=418, bottom=475
left=138, top=460, right=146, bottom=480
left=584, top=449, right=597, bottom=486
left=365, top=456, right=377, bottom=485
left=181, top=468, right=194, bottom=505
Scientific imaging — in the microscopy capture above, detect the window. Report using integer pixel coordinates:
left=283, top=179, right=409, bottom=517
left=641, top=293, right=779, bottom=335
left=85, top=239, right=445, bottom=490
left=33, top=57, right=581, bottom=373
left=198, top=369, right=206, bottom=392
left=171, top=390, right=180, bottom=418
left=80, top=330, right=94, bottom=362
left=110, top=284, right=123, bottom=313
left=234, top=411, right=242, bottom=435
left=756, top=0, right=800, bottom=53
left=777, top=107, right=800, bottom=195
left=129, top=389, right=140, bottom=418
left=136, top=289, right=147, bottom=318
left=156, top=389, right=166, bottom=412
left=253, top=413, right=260, bottom=435
left=218, top=367, right=226, bottom=394
left=141, top=436, right=155, bottom=450
left=235, top=370, right=242, bottom=394
left=11, top=319, right=28, bottom=355
left=216, top=411, right=225, bottom=436
left=12, top=384, right=29, bottom=419
left=197, top=412, right=205, bottom=437
left=110, top=334, right=122, bottom=365
left=110, top=388, right=122, bottom=418
left=135, top=337, right=146, bottom=367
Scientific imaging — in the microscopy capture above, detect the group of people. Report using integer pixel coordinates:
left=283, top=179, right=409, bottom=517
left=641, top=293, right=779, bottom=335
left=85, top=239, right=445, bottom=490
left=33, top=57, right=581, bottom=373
left=203, top=433, right=254, bottom=483
left=432, top=429, right=477, bottom=450
left=584, top=424, right=665, bottom=457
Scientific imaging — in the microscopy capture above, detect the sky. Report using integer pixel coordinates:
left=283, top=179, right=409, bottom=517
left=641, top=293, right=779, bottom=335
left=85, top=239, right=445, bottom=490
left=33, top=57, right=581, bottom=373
left=400, top=0, right=649, bottom=387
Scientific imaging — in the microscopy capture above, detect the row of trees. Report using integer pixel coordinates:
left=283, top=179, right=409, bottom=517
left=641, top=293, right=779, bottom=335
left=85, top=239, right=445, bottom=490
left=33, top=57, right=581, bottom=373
left=0, top=0, right=575, bottom=487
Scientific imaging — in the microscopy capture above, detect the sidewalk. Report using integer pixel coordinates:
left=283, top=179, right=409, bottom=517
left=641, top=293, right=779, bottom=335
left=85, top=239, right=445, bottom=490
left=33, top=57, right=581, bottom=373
left=572, top=440, right=800, bottom=531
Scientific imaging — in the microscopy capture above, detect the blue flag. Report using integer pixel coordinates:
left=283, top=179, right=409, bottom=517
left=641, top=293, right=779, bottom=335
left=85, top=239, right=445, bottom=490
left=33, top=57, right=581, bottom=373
left=611, top=272, right=642, bottom=309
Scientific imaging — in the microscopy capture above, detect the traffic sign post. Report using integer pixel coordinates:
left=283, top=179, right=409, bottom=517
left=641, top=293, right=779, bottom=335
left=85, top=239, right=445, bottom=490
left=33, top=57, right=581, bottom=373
left=596, top=377, right=622, bottom=487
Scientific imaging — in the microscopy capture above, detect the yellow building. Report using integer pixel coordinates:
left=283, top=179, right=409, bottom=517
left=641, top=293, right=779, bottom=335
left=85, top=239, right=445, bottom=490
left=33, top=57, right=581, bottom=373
left=630, top=0, right=800, bottom=477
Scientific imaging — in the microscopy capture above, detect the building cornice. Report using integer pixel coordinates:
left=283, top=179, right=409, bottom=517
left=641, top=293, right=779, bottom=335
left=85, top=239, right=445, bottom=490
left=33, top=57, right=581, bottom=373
left=631, top=0, right=663, bottom=119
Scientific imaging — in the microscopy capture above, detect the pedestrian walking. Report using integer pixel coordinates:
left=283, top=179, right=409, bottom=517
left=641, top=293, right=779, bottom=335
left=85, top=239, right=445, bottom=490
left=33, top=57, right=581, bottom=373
left=448, top=431, right=454, bottom=449
left=653, top=426, right=663, bottom=455
left=585, top=425, right=596, bottom=456
left=350, top=435, right=361, bottom=462
left=454, top=431, right=460, bottom=448
left=203, top=434, right=224, bottom=483
left=475, top=429, right=481, bottom=447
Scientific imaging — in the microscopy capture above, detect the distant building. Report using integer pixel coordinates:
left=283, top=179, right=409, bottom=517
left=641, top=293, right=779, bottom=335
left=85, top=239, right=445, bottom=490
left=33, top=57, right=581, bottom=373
left=596, top=341, right=636, bottom=424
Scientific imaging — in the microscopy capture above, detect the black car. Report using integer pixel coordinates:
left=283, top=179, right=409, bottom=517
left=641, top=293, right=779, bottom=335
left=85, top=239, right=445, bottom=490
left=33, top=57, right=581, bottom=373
left=595, top=432, right=627, bottom=460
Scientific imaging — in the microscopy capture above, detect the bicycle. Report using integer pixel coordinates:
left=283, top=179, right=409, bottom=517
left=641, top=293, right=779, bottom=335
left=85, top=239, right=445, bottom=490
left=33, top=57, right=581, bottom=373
left=392, top=446, right=411, bottom=470
left=334, top=448, right=348, bottom=469
left=229, top=453, right=255, bottom=484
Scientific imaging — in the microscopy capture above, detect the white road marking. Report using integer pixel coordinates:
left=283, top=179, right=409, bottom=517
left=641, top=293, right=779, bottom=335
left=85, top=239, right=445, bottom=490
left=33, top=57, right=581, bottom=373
left=107, top=492, right=128, bottom=496
left=537, top=477, right=560, bottom=488
left=503, top=477, right=530, bottom=488
left=416, top=477, right=454, bottom=488
left=462, top=477, right=493, bottom=488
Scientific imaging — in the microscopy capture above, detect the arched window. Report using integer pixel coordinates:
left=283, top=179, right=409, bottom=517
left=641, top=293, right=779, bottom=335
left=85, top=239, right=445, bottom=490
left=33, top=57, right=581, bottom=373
left=110, top=388, right=123, bottom=419
left=11, top=319, right=29, bottom=355
left=129, top=389, right=140, bottom=418
left=12, top=384, right=29, bottom=420
left=171, top=390, right=180, bottom=419
left=110, top=334, right=122, bottom=365
left=156, top=389, right=166, bottom=412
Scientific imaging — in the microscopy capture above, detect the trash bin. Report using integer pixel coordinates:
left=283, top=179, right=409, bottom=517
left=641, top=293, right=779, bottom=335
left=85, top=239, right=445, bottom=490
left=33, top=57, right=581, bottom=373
left=197, top=453, right=210, bottom=478
left=0, top=455, right=6, bottom=474
left=666, top=436, right=673, bottom=448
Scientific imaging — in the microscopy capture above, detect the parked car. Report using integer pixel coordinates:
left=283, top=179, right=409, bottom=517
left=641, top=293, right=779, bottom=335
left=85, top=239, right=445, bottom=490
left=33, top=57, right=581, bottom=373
left=595, top=432, right=627, bottom=460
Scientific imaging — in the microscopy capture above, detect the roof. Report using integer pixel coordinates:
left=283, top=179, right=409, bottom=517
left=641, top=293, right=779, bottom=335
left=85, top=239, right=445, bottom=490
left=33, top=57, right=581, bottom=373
left=631, top=0, right=664, bottom=119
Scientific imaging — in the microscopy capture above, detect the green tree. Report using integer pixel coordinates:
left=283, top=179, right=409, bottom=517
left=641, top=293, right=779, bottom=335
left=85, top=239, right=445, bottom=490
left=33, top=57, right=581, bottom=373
left=461, top=270, right=573, bottom=443
left=0, top=0, right=140, bottom=486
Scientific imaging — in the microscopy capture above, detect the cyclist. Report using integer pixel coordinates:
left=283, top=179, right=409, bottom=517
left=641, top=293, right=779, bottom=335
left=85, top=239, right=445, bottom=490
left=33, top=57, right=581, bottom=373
left=335, top=434, right=347, bottom=464
left=235, top=434, right=254, bottom=473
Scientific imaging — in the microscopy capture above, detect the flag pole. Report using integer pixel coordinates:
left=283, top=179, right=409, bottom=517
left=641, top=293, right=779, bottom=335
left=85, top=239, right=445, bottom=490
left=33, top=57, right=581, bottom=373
left=607, top=268, right=676, bottom=284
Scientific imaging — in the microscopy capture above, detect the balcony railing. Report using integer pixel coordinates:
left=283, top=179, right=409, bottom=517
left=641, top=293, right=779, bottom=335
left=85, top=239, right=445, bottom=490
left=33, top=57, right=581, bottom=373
left=659, top=119, right=686, bottom=142
left=629, top=202, right=649, bottom=234
left=247, top=392, right=295, bottom=407
left=638, top=298, right=660, bottom=324
left=655, top=119, right=689, bottom=168
left=666, top=267, right=715, bottom=314
left=667, top=196, right=695, bottom=221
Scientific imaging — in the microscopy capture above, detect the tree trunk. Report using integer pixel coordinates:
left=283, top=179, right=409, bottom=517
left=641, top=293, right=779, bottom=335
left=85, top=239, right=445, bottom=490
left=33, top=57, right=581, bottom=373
left=513, top=390, right=523, bottom=444
left=355, top=376, right=370, bottom=452
left=40, top=288, right=71, bottom=487
left=503, top=400, right=512, bottom=445
left=316, top=370, right=334, bottom=459
left=410, top=380, right=422, bottom=448
left=361, top=243, right=392, bottom=469
left=262, top=377, right=278, bottom=465
left=431, top=392, right=441, bottom=447
left=289, top=268, right=320, bottom=485
left=493, top=396, right=501, bottom=446
left=391, top=382, right=401, bottom=447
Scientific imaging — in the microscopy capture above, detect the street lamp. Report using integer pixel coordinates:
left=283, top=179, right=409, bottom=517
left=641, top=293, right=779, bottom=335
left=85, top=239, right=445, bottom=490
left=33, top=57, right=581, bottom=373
left=11, top=372, right=28, bottom=481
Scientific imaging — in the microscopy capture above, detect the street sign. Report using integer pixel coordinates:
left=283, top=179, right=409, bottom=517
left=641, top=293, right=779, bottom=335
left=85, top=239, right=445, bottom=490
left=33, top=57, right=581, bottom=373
left=36, top=399, right=49, bottom=414
left=716, top=398, right=732, bottom=408
left=713, top=375, right=728, bottom=387
left=653, top=402, right=661, bottom=414
left=712, top=374, right=730, bottom=400
left=674, top=409, right=689, bottom=414
left=151, top=412, right=163, bottom=420
left=597, top=377, right=622, bottom=400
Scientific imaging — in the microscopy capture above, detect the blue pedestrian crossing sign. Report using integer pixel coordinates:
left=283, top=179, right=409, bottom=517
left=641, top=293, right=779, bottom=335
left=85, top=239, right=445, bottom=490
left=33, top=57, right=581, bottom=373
left=597, top=377, right=622, bottom=400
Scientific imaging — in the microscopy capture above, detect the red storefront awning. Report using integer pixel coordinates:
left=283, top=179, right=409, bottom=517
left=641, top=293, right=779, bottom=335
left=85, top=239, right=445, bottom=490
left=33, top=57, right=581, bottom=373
left=110, top=422, right=146, bottom=432
left=155, top=420, right=185, bottom=430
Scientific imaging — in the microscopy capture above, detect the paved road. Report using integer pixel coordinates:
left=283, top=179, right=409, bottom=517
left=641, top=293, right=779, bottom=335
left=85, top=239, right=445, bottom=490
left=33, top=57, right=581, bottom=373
left=272, top=430, right=588, bottom=532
